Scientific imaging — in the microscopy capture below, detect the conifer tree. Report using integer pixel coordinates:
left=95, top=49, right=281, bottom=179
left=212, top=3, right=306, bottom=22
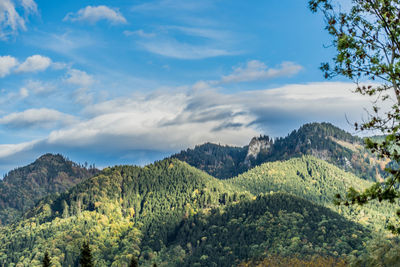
left=79, top=241, right=94, bottom=267
left=129, top=256, right=139, bottom=267
left=42, top=251, right=51, bottom=267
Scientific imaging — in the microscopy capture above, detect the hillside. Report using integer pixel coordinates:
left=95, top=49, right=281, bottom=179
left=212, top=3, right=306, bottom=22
left=173, top=122, right=388, bottom=181
left=0, top=154, right=98, bottom=224
left=0, top=159, right=245, bottom=266
left=0, top=158, right=373, bottom=266
left=227, top=156, right=396, bottom=232
left=154, top=193, right=370, bottom=267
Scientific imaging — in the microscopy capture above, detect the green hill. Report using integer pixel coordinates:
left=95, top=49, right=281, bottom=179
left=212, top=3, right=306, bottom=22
left=0, top=154, right=98, bottom=224
left=227, top=156, right=396, bottom=232
left=159, top=193, right=370, bottom=267
left=0, top=158, right=373, bottom=266
left=0, top=159, right=245, bottom=266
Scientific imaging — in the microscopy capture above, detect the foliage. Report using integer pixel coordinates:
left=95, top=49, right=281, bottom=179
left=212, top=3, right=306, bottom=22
left=228, top=156, right=397, bottom=232
left=0, top=154, right=98, bottom=224
left=0, top=157, right=377, bottom=266
left=238, top=255, right=348, bottom=267
left=0, top=159, right=245, bottom=266
left=309, top=0, right=400, bottom=233
left=155, top=193, right=369, bottom=267
left=347, top=234, right=400, bottom=266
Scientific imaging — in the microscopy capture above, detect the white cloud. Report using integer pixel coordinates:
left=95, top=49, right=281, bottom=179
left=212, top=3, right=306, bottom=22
left=0, top=55, right=55, bottom=78
left=0, top=108, right=77, bottom=129
left=16, top=55, right=52, bottom=73
left=0, top=55, right=18, bottom=77
left=0, top=82, right=387, bottom=172
left=64, top=5, right=127, bottom=25
left=221, top=60, right=303, bottom=83
left=65, top=69, right=94, bottom=88
left=0, top=0, right=37, bottom=40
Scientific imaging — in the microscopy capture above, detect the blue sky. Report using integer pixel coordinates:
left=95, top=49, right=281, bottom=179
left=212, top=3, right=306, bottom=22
left=0, top=0, right=376, bottom=173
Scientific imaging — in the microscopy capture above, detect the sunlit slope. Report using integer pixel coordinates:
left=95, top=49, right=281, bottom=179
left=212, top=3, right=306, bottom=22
left=227, top=155, right=396, bottom=231
left=0, top=159, right=245, bottom=266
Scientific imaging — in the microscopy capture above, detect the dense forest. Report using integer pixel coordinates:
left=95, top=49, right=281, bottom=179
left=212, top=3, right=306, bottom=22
left=0, top=123, right=398, bottom=266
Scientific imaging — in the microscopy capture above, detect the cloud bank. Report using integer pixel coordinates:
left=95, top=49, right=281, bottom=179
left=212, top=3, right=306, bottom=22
left=0, top=82, right=381, bottom=171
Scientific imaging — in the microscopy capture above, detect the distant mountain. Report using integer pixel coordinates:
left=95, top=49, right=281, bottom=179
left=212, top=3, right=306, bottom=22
left=173, top=122, right=388, bottom=181
left=172, top=142, right=248, bottom=179
left=0, top=153, right=99, bottom=224
left=0, top=158, right=373, bottom=266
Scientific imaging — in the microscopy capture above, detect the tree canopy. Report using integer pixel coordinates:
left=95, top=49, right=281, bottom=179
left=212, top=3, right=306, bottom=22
left=309, top=0, right=400, bottom=233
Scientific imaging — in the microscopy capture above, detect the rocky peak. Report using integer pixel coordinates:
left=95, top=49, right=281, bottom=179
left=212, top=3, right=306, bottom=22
left=245, top=135, right=272, bottom=165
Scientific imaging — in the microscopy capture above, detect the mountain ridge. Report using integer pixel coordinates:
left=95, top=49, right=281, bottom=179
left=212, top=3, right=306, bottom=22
left=173, top=122, right=387, bottom=181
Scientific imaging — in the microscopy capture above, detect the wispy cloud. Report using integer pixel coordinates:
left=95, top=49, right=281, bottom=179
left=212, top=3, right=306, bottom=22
left=136, top=24, right=237, bottom=59
left=21, top=80, right=57, bottom=95
left=221, top=60, right=303, bottom=83
left=123, top=29, right=155, bottom=38
left=0, top=108, right=77, bottom=129
left=64, top=5, right=127, bottom=25
left=132, top=0, right=212, bottom=13
left=139, top=39, right=234, bottom=59
left=0, top=0, right=38, bottom=40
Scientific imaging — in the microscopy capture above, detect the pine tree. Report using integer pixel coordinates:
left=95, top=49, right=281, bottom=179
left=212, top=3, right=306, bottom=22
left=79, top=241, right=94, bottom=267
left=129, top=256, right=139, bottom=267
left=42, top=251, right=51, bottom=267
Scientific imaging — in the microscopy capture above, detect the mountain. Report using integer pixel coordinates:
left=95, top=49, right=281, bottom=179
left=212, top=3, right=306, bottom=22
left=172, top=142, right=248, bottom=179
left=173, top=122, right=388, bottom=181
left=0, top=153, right=98, bottom=224
left=0, top=158, right=373, bottom=266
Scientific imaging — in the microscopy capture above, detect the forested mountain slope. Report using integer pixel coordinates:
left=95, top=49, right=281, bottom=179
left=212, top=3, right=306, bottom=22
left=0, top=154, right=98, bottom=224
left=228, top=156, right=396, bottom=232
left=0, top=159, right=245, bottom=266
left=0, top=158, right=373, bottom=266
left=173, top=122, right=388, bottom=181
left=155, top=193, right=370, bottom=267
